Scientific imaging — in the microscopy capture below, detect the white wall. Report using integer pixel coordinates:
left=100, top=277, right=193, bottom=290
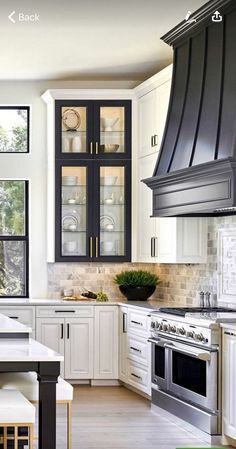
left=0, top=79, right=137, bottom=298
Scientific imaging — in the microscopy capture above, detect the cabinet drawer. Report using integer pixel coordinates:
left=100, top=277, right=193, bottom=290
left=127, top=310, right=150, bottom=336
left=0, top=307, right=35, bottom=329
left=36, top=306, right=94, bottom=318
left=127, top=360, right=150, bottom=394
left=127, top=335, right=150, bottom=367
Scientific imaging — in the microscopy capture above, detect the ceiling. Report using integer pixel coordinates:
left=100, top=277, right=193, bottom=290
left=0, top=0, right=206, bottom=81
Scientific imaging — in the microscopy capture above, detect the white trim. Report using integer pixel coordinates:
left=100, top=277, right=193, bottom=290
left=42, top=89, right=135, bottom=103
left=134, top=64, right=173, bottom=98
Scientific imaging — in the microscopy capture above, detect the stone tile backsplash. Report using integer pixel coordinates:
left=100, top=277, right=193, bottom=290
left=47, top=216, right=236, bottom=305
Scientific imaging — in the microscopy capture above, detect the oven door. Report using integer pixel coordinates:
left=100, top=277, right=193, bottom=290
left=167, top=341, right=218, bottom=411
left=149, top=338, right=168, bottom=389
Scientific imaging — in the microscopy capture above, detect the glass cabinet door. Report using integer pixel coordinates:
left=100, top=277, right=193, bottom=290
left=98, top=164, right=131, bottom=260
left=59, top=165, right=88, bottom=258
left=94, top=101, right=131, bottom=157
left=55, top=101, right=92, bottom=157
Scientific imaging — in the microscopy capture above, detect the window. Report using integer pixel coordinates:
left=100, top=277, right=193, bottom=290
left=0, top=106, right=30, bottom=153
left=0, top=181, right=28, bottom=297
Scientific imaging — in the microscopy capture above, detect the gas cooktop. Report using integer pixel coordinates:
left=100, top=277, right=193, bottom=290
left=159, top=306, right=236, bottom=317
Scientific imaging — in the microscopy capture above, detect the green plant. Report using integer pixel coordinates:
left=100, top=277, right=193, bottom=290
left=114, top=270, right=160, bottom=287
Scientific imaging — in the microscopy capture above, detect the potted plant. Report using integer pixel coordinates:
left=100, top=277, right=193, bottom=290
left=114, top=270, right=160, bottom=301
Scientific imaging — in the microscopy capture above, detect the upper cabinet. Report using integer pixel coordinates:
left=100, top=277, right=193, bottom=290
left=133, top=65, right=207, bottom=264
left=42, top=92, right=133, bottom=263
left=138, top=80, right=171, bottom=158
left=55, top=100, right=131, bottom=159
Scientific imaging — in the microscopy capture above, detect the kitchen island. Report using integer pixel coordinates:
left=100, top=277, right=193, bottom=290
left=0, top=313, right=63, bottom=449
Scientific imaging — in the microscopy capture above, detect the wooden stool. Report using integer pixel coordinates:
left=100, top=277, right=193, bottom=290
left=0, top=372, right=73, bottom=449
left=0, top=389, right=35, bottom=449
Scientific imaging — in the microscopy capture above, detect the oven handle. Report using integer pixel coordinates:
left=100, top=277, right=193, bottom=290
left=148, top=338, right=212, bottom=361
left=164, top=344, right=212, bottom=361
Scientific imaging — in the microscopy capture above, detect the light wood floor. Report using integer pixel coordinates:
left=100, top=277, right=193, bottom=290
left=55, top=386, right=225, bottom=449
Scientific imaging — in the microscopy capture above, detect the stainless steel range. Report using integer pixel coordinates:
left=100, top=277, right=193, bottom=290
left=149, top=307, right=236, bottom=435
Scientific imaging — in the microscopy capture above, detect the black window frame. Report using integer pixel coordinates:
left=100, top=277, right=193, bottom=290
left=0, top=106, right=30, bottom=154
left=0, top=180, right=29, bottom=298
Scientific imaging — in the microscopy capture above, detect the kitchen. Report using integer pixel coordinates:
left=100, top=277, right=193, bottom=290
left=0, top=0, right=236, bottom=448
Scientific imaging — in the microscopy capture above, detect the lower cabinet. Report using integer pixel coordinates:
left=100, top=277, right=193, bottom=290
left=64, top=318, right=94, bottom=379
left=222, top=328, right=236, bottom=441
left=119, top=306, right=128, bottom=382
left=36, top=316, right=93, bottom=379
left=94, top=306, right=119, bottom=379
left=36, top=305, right=118, bottom=381
left=119, top=307, right=151, bottom=396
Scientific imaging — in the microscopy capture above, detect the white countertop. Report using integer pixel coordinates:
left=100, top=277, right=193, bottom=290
left=0, top=338, right=63, bottom=362
left=0, top=313, right=32, bottom=333
left=0, top=298, right=169, bottom=311
left=221, top=323, right=236, bottom=330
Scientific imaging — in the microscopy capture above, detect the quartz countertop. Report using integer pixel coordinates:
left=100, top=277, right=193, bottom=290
left=221, top=323, right=236, bottom=330
left=0, top=313, right=32, bottom=334
left=0, top=298, right=179, bottom=311
left=0, top=338, right=63, bottom=362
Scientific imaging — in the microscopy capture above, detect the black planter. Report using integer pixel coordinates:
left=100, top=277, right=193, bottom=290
left=119, top=285, right=156, bottom=301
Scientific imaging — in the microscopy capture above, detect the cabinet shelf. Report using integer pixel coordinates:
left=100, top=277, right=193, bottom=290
left=100, top=203, right=125, bottom=206
left=62, top=230, right=86, bottom=233
left=62, top=185, right=86, bottom=188
left=62, top=203, right=86, bottom=206
left=100, top=230, right=124, bottom=233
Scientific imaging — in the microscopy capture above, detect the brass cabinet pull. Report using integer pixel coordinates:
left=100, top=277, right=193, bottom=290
left=90, top=237, right=93, bottom=258
left=96, top=237, right=99, bottom=257
left=90, top=142, right=93, bottom=154
left=95, top=142, right=99, bottom=154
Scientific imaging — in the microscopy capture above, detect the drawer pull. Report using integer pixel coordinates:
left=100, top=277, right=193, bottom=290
left=9, top=316, right=19, bottom=320
left=55, top=310, right=75, bottom=313
left=67, top=323, right=70, bottom=339
left=131, top=320, right=143, bottom=326
left=130, top=346, right=141, bottom=353
left=131, top=372, right=142, bottom=381
left=61, top=323, right=64, bottom=339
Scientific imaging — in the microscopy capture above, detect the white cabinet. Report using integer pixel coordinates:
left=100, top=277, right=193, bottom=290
left=36, top=307, right=94, bottom=380
left=36, top=317, right=65, bottom=376
left=138, top=80, right=171, bottom=158
left=137, top=153, right=158, bottom=263
left=65, top=318, right=93, bottom=379
left=0, top=306, right=35, bottom=330
left=223, top=329, right=236, bottom=441
left=157, top=217, right=207, bottom=263
left=94, top=306, right=118, bottom=379
left=119, top=307, right=151, bottom=396
left=119, top=306, right=128, bottom=382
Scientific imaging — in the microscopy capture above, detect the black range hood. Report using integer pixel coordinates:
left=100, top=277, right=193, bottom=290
left=143, top=0, right=236, bottom=216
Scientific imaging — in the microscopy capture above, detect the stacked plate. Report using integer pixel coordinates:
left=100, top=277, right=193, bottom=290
left=62, top=176, right=78, bottom=186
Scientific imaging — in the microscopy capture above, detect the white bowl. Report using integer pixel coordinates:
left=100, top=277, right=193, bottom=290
left=100, top=176, right=117, bottom=186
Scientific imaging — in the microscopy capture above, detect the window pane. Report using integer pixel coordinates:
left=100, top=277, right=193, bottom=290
left=0, top=108, right=29, bottom=153
left=0, top=241, right=27, bottom=297
left=0, top=181, right=26, bottom=236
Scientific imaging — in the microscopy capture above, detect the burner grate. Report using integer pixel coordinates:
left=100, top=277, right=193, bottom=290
left=159, top=307, right=236, bottom=317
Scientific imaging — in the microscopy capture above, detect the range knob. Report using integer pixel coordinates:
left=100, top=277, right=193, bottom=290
left=171, top=326, right=176, bottom=333
left=163, top=323, right=168, bottom=331
left=195, top=333, right=204, bottom=342
left=187, top=331, right=194, bottom=338
left=159, top=323, right=164, bottom=331
left=151, top=321, right=155, bottom=329
left=178, top=327, right=186, bottom=335
left=156, top=321, right=160, bottom=329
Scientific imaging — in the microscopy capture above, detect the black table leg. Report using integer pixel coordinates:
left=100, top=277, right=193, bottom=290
left=37, top=361, right=60, bottom=449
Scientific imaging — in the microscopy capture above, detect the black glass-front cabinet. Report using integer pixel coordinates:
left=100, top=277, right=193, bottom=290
left=55, top=100, right=131, bottom=262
